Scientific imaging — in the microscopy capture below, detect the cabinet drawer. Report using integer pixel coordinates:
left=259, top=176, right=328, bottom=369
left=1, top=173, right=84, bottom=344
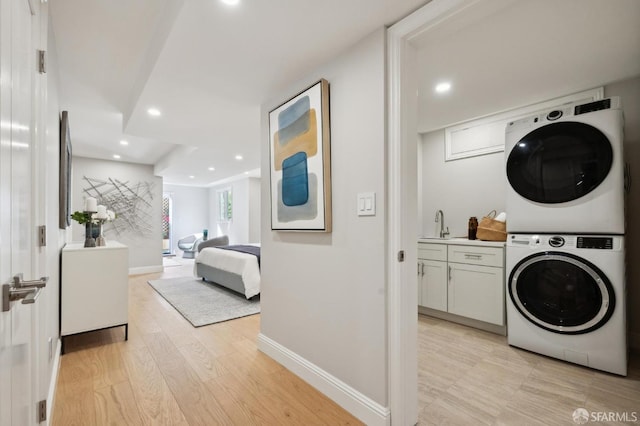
left=447, top=245, right=503, bottom=267
left=418, top=243, right=447, bottom=261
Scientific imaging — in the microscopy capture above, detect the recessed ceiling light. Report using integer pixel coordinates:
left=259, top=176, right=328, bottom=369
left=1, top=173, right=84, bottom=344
left=235, top=155, right=243, bottom=160
left=435, top=82, right=452, bottom=94
left=147, top=107, right=161, bottom=117
left=120, top=140, right=129, bottom=146
left=244, top=171, right=249, bottom=175
left=208, top=167, right=215, bottom=171
left=221, top=0, right=239, bottom=5
left=189, top=175, right=195, bottom=179
left=113, top=154, right=121, bottom=159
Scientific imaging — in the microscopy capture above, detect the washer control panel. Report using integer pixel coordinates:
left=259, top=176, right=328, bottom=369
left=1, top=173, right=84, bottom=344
left=577, top=236, right=613, bottom=250
left=508, top=234, right=621, bottom=251
left=548, top=236, right=565, bottom=247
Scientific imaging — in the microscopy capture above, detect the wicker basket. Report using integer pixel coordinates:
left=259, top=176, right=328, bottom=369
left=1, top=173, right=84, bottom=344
left=476, top=210, right=507, bottom=242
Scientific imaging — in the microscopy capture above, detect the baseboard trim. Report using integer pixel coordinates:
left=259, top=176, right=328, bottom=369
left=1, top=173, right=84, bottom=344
left=46, top=338, right=62, bottom=425
left=129, top=265, right=163, bottom=275
left=257, top=333, right=390, bottom=426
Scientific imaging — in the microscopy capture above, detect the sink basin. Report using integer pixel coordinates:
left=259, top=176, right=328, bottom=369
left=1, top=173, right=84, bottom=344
left=418, top=236, right=451, bottom=240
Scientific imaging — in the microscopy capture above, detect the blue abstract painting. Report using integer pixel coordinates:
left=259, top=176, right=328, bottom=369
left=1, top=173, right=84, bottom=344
left=269, top=79, right=331, bottom=231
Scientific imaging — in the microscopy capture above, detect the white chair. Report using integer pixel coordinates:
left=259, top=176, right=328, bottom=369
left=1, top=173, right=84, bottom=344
left=177, top=233, right=203, bottom=258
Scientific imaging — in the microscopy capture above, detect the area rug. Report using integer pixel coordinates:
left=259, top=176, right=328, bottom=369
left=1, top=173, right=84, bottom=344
left=147, top=277, right=260, bottom=327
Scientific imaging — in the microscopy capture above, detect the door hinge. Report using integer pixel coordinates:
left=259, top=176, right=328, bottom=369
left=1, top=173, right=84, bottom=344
left=38, top=399, right=46, bottom=422
left=38, top=225, right=46, bottom=247
left=38, top=49, right=46, bottom=74
left=397, top=250, right=405, bottom=262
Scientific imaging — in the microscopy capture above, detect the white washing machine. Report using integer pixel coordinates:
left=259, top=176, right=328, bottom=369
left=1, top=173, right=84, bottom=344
left=505, top=97, right=625, bottom=234
left=506, top=233, right=627, bottom=376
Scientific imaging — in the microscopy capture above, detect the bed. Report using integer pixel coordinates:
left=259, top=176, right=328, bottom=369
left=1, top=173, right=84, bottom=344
left=194, top=243, right=261, bottom=299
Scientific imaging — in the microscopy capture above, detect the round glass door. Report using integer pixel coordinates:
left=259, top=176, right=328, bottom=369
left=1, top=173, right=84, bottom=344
left=509, top=252, right=615, bottom=334
left=506, top=121, right=613, bottom=203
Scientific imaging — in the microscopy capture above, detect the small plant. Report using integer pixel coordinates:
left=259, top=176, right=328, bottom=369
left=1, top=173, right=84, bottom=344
left=70, top=208, right=116, bottom=225
left=70, top=211, right=93, bottom=224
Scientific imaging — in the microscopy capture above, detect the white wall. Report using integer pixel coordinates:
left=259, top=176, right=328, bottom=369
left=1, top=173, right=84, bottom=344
left=419, top=130, right=506, bottom=238
left=606, top=76, right=640, bottom=346
left=70, top=157, right=163, bottom=271
left=163, top=184, right=209, bottom=255
left=260, top=27, right=388, bottom=410
left=248, top=177, right=261, bottom=243
left=209, top=177, right=260, bottom=244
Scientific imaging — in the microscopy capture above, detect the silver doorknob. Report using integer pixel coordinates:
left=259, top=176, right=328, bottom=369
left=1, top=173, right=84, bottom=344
left=2, top=284, right=41, bottom=312
left=13, top=273, right=48, bottom=289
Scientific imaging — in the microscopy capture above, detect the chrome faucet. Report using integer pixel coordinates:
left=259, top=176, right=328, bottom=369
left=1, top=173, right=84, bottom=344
left=435, top=210, right=449, bottom=238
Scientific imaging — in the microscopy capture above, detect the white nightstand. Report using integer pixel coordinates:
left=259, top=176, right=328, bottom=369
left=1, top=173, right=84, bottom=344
left=61, top=241, right=129, bottom=353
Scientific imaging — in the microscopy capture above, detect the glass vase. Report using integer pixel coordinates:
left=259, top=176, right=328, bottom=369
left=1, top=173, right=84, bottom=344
left=84, top=222, right=96, bottom=248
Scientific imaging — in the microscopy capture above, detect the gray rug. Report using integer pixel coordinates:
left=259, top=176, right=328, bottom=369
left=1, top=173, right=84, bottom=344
left=147, top=277, right=260, bottom=327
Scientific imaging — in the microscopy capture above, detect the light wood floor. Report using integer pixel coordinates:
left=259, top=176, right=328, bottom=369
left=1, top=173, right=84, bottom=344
left=417, top=315, right=640, bottom=425
left=52, top=260, right=362, bottom=425
left=53, top=259, right=640, bottom=425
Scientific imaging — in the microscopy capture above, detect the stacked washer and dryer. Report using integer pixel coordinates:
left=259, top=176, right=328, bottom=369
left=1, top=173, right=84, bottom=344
left=504, top=97, right=628, bottom=376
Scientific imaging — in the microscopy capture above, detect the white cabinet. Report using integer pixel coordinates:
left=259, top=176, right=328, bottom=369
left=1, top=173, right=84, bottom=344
left=417, top=243, right=447, bottom=311
left=418, top=241, right=505, bottom=328
left=61, top=241, right=129, bottom=352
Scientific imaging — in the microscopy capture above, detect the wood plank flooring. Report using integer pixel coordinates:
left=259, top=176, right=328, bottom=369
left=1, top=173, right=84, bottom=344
left=53, top=258, right=640, bottom=425
left=52, top=260, right=361, bottom=425
left=417, top=315, right=640, bottom=425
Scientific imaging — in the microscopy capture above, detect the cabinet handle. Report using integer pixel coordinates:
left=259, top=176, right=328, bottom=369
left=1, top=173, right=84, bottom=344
left=448, top=265, right=452, bottom=282
left=464, top=254, right=482, bottom=260
left=417, top=262, right=421, bottom=276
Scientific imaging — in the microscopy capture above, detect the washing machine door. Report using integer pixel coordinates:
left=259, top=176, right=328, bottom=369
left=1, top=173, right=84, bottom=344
left=509, top=251, right=615, bottom=334
left=506, top=121, right=613, bottom=203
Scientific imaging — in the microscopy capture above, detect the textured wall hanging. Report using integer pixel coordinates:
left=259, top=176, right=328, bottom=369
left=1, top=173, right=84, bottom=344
left=82, top=176, right=155, bottom=237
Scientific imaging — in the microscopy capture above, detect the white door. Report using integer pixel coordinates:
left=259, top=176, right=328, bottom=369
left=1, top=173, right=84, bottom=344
left=0, top=0, right=40, bottom=424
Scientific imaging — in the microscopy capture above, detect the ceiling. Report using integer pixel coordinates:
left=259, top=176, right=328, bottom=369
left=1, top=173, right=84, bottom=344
left=414, top=0, right=640, bottom=132
left=50, top=0, right=640, bottom=187
left=49, top=0, right=428, bottom=186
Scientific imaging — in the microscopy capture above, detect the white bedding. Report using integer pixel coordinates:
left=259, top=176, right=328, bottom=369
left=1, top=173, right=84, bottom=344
left=194, top=245, right=260, bottom=298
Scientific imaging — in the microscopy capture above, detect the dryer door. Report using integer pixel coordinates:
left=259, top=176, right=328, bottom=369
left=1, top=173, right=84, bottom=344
left=509, top=251, right=615, bottom=334
left=506, top=122, right=613, bottom=204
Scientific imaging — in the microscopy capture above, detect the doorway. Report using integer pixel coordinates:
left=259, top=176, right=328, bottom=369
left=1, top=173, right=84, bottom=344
left=388, top=0, right=640, bottom=423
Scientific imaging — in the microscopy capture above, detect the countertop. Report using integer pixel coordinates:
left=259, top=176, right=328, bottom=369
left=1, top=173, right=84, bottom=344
left=417, top=237, right=505, bottom=248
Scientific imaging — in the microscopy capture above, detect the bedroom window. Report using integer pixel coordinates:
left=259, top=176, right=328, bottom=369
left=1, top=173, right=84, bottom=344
left=218, top=188, right=232, bottom=222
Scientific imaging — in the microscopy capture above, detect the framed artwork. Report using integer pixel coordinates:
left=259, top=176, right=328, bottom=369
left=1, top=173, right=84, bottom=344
left=269, top=79, right=331, bottom=232
left=59, top=111, right=72, bottom=229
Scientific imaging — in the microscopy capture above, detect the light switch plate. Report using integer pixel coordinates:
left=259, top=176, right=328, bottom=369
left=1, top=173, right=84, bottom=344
left=357, top=192, right=376, bottom=216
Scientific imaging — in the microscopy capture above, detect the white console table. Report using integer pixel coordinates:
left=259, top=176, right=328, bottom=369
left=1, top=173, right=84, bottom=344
left=61, top=241, right=129, bottom=353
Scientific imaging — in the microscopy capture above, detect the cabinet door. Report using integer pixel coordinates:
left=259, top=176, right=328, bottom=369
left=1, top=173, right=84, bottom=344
left=448, top=263, right=504, bottom=325
left=419, top=259, right=447, bottom=311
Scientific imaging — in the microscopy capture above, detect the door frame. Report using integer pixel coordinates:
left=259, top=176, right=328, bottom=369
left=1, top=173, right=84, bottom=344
left=386, top=0, right=479, bottom=423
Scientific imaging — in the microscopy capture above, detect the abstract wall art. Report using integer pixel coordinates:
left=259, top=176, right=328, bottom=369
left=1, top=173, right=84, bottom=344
left=82, top=176, right=155, bottom=237
left=269, top=79, right=332, bottom=231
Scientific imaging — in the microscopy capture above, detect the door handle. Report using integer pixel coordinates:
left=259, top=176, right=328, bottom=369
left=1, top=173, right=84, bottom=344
left=13, top=273, right=48, bottom=289
left=2, top=284, right=41, bottom=312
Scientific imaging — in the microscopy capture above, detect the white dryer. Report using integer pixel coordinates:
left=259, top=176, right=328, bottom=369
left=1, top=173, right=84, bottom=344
left=505, top=97, right=625, bottom=234
left=506, top=233, right=627, bottom=376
